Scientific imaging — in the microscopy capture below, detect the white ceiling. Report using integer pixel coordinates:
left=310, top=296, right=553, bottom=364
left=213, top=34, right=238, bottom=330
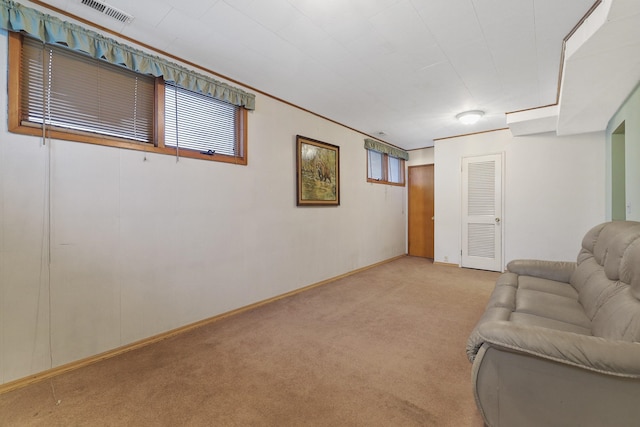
left=29, top=0, right=620, bottom=150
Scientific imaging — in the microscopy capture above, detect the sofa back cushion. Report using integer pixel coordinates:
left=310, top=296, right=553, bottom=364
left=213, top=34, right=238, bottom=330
left=580, top=222, right=607, bottom=255
left=571, top=221, right=640, bottom=320
left=571, top=222, right=606, bottom=298
left=583, top=221, right=640, bottom=341
left=591, top=286, right=640, bottom=341
left=599, top=223, right=640, bottom=281
left=621, top=238, right=640, bottom=300
left=573, top=257, right=621, bottom=319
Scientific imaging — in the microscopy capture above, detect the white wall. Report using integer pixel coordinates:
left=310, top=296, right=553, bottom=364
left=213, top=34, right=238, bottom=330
left=407, top=147, right=434, bottom=167
left=0, top=30, right=406, bottom=384
left=434, top=129, right=606, bottom=267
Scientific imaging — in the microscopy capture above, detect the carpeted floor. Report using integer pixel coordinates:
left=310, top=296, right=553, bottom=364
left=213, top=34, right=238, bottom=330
left=0, top=256, right=499, bottom=426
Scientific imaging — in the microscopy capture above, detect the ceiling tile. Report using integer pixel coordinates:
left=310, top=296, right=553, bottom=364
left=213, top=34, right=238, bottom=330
left=200, top=1, right=301, bottom=68
left=167, top=0, right=220, bottom=16
left=27, top=0, right=604, bottom=149
left=414, top=0, right=483, bottom=52
left=226, top=0, right=300, bottom=33
left=121, top=19, right=177, bottom=52
left=158, top=7, right=215, bottom=38
left=368, top=1, right=437, bottom=49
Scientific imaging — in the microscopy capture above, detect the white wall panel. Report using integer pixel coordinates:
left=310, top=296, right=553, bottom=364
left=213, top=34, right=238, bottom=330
left=434, top=129, right=606, bottom=268
left=0, top=137, right=52, bottom=382
left=406, top=147, right=434, bottom=167
left=49, top=141, right=122, bottom=365
left=504, top=132, right=606, bottom=261
left=0, top=30, right=406, bottom=384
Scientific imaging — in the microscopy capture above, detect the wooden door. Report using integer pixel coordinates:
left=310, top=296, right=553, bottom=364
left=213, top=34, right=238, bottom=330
left=408, top=164, right=434, bottom=258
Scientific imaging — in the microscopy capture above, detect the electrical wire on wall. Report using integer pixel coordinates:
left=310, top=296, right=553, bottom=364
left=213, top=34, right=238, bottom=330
left=44, top=134, right=61, bottom=407
left=34, top=42, right=61, bottom=406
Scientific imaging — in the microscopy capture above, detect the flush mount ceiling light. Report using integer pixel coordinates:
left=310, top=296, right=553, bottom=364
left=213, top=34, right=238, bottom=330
left=456, top=110, right=484, bottom=125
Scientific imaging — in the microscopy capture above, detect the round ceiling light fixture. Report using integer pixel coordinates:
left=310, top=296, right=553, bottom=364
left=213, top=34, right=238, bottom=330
left=456, top=110, right=484, bottom=125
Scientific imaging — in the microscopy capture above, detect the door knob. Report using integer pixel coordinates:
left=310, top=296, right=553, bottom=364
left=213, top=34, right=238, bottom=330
left=495, top=218, right=501, bottom=224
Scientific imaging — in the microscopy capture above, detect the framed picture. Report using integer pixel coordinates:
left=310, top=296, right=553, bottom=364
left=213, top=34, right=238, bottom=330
left=296, top=135, right=340, bottom=206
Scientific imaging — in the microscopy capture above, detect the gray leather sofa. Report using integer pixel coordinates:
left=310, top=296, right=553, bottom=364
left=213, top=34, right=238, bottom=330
left=466, top=221, right=640, bottom=427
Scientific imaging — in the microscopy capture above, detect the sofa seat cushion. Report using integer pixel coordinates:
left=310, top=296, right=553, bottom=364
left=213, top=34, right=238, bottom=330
left=510, top=312, right=592, bottom=335
left=517, top=276, right=579, bottom=299
left=515, top=289, right=591, bottom=329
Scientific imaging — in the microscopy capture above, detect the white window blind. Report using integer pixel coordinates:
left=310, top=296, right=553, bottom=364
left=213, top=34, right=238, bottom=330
left=20, top=37, right=154, bottom=143
left=164, top=83, right=239, bottom=156
left=367, top=150, right=384, bottom=180
left=387, top=156, right=402, bottom=183
left=367, top=148, right=404, bottom=184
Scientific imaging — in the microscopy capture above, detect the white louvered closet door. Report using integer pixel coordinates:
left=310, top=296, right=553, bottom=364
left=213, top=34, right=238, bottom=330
left=461, top=154, right=503, bottom=271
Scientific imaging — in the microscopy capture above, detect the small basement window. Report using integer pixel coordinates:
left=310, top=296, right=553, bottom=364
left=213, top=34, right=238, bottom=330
left=367, top=148, right=405, bottom=186
left=164, top=82, right=243, bottom=158
left=9, top=32, right=248, bottom=165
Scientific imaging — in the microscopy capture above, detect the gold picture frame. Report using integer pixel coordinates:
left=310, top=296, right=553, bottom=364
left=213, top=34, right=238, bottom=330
left=296, top=135, right=340, bottom=206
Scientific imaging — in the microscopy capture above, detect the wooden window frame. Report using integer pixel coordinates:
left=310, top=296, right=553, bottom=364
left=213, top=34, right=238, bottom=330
left=366, top=149, right=406, bottom=186
left=8, top=32, right=248, bottom=165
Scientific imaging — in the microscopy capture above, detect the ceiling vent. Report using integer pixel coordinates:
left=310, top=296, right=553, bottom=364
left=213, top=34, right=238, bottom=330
left=81, top=0, right=134, bottom=24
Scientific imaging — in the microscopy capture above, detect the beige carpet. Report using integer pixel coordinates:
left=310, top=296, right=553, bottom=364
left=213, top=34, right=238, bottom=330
left=0, top=256, right=498, bottom=426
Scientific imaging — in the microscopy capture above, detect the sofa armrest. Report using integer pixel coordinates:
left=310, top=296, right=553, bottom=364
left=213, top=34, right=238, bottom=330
left=507, top=259, right=576, bottom=283
left=477, top=321, right=640, bottom=378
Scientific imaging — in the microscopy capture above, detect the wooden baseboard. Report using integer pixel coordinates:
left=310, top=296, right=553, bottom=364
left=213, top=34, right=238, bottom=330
left=0, top=254, right=406, bottom=395
left=433, top=261, right=459, bottom=267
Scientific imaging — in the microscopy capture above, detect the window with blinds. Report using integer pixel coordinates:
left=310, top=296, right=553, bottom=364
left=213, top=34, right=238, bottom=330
left=164, top=83, right=240, bottom=157
left=20, top=36, right=155, bottom=143
left=9, top=33, right=248, bottom=165
left=366, top=149, right=405, bottom=185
